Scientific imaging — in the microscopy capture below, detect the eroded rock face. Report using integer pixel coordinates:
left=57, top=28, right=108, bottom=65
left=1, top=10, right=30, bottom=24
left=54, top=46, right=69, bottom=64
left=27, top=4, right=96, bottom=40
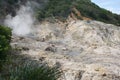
left=11, top=20, right=120, bottom=80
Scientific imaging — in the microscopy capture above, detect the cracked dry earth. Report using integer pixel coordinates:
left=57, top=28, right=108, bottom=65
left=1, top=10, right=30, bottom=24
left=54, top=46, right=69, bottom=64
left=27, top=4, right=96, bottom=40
left=11, top=20, right=120, bottom=80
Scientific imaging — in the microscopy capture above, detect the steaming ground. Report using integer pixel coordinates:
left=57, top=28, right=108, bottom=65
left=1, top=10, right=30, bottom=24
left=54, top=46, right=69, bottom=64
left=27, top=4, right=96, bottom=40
left=4, top=1, right=120, bottom=80
left=10, top=20, right=120, bottom=80
left=4, top=1, right=35, bottom=36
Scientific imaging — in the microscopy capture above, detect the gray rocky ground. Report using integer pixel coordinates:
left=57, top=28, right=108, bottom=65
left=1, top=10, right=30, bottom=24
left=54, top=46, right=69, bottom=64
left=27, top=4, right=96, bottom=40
left=11, top=20, right=120, bottom=80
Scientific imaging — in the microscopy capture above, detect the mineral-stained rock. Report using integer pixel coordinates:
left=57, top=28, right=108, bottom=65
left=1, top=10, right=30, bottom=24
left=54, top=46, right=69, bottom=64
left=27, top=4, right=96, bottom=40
left=45, top=45, right=57, bottom=52
left=11, top=20, right=120, bottom=80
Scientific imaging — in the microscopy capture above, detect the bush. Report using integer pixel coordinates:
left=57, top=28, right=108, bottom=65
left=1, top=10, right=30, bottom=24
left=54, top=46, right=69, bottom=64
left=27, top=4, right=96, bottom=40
left=0, top=25, right=12, bottom=70
left=5, top=62, right=62, bottom=80
left=0, top=25, right=11, bottom=41
left=37, top=0, right=72, bottom=20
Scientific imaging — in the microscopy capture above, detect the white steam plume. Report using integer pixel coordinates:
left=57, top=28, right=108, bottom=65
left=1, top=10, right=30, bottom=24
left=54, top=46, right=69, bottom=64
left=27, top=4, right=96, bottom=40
left=4, top=2, right=36, bottom=36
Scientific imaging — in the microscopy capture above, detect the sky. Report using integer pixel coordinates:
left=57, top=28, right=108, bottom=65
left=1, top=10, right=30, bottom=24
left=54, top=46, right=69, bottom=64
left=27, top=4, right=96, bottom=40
left=91, top=0, right=120, bottom=14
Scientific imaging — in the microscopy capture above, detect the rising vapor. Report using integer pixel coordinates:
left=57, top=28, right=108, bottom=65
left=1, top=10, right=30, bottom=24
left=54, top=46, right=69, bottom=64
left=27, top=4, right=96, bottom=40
left=4, top=2, right=36, bottom=36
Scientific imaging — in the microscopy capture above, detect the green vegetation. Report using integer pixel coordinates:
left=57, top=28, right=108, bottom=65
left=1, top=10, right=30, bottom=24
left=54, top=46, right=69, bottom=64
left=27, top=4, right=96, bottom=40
left=9, top=63, right=61, bottom=80
left=37, top=0, right=73, bottom=21
left=75, top=0, right=120, bottom=25
left=0, top=25, right=12, bottom=69
left=37, top=0, right=120, bottom=26
left=7, top=0, right=18, bottom=5
left=0, top=60, right=61, bottom=80
left=0, top=48, right=62, bottom=80
left=0, top=0, right=19, bottom=17
left=0, top=0, right=120, bottom=25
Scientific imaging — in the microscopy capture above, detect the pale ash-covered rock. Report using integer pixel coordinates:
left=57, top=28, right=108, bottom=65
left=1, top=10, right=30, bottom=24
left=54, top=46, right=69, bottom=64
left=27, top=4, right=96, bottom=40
left=11, top=20, right=120, bottom=80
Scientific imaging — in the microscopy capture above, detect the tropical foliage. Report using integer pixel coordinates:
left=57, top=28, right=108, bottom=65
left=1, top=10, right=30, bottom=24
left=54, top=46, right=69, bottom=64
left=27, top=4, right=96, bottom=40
left=0, top=25, right=12, bottom=69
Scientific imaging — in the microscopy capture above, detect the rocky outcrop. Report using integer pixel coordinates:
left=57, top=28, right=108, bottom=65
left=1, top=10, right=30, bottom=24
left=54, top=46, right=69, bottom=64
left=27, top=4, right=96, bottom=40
left=70, top=7, right=91, bottom=20
left=11, top=20, right=120, bottom=80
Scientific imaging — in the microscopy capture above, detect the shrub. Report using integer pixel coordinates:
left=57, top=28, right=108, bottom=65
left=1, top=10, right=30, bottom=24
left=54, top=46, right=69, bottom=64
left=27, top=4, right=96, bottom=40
left=6, top=62, right=62, bottom=80
left=0, top=25, right=12, bottom=70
